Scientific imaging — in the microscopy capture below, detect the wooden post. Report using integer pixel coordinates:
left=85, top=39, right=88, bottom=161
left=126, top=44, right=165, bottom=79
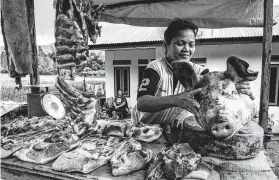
left=26, top=0, right=40, bottom=93
left=259, top=0, right=273, bottom=149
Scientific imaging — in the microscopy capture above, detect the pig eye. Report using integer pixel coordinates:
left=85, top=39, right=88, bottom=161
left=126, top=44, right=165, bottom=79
left=232, top=91, right=238, bottom=95
left=143, top=128, right=149, bottom=133
left=235, top=115, right=238, bottom=119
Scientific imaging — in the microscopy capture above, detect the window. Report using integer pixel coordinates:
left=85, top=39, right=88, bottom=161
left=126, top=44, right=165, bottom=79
left=114, top=67, right=130, bottom=97
left=269, top=64, right=279, bottom=106
left=190, top=57, right=207, bottom=67
left=113, top=60, right=131, bottom=65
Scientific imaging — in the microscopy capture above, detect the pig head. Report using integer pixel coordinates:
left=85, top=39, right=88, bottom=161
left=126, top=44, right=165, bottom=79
left=172, top=56, right=259, bottom=139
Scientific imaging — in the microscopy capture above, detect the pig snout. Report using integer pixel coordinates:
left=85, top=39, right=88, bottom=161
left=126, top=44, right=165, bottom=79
left=211, top=121, right=235, bottom=139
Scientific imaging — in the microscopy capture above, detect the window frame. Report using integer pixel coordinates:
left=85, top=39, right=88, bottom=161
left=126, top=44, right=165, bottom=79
left=190, top=57, right=207, bottom=67
left=269, top=64, right=279, bottom=106
left=114, top=67, right=130, bottom=97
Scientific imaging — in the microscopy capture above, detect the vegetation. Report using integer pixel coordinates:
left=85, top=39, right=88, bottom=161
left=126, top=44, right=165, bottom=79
left=0, top=45, right=105, bottom=77
left=0, top=74, right=105, bottom=102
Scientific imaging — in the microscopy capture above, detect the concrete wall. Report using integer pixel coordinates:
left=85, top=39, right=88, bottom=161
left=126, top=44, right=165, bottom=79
left=105, top=43, right=279, bottom=126
left=105, top=48, right=156, bottom=107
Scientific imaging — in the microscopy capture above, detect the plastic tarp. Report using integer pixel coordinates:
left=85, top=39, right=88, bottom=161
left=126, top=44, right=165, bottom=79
left=93, top=0, right=265, bottom=28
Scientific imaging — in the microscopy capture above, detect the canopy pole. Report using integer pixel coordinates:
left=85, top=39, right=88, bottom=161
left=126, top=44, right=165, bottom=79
left=259, top=0, right=273, bottom=149
left=26, top=0, right=40, bottom=93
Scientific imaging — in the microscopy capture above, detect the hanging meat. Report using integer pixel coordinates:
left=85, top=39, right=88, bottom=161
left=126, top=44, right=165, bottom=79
left=55, top=76, right=98, bottom=135
left=53, top=0, right=105, bottom=135
left=53, top=0, right=104, bottom=71
left=1, top=0, right=37, bottom=87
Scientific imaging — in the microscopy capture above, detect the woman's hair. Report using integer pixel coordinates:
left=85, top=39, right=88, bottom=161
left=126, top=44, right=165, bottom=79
left=164, top=18, right=198, bottom=45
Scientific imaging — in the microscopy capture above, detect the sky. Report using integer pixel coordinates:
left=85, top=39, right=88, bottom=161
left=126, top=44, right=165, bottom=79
left=0, top=0, right=279, bottom=46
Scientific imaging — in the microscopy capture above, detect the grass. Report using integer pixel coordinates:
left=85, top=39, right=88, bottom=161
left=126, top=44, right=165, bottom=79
left=0, top=73, right=105, bottom=102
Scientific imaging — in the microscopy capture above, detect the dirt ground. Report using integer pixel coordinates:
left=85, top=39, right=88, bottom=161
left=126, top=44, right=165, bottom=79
left=266, top=134, right=279, bottom=177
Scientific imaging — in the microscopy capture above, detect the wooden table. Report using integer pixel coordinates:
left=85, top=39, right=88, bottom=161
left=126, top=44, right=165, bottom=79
left=1, top=143, right=164, bottom=180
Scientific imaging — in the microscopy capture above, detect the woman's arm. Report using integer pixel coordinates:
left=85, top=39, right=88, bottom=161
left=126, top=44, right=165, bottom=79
left=137, top=95, right=176, bottom=112
left=118, top=101, right=126, bottom=108
left=137, top=88, right=202, bottom=119
left=113, top=102, right=117, bottom=108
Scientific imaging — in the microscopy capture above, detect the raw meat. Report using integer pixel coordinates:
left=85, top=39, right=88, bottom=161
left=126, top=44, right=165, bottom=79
left=13, top=132, right=79, bottom=164
left=171, top=56, right=259, bottom=139
left=110, top=138, right=153, bottom=176
left=52, top=137, right=123, bottom=173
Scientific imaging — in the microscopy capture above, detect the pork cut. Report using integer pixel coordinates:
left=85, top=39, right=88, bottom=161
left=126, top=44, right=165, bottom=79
left=125, top=124, right=163, bottom=142
left=52, top=137, right=123, bottom=173
left=146, top=143, right=201, bottom=180
left=110, top=138, right=153, bottom=176
left=13, top=132, right=79, bottom=164
left=1, top=139, right=29, bottom=159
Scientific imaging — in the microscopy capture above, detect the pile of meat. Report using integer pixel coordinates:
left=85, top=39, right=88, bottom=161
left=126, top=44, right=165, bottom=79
left=89, top=120, right=163, bottom=142
left=1, top=115, right=163, bottom=176
left=147, top=143, right=201, bottom=180
left=52, top=137, right=153, bottom=175
left=1, top=116, right=77, bottom=162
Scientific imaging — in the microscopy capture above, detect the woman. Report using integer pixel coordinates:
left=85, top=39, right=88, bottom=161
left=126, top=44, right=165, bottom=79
left=113, top=89, right=129, bottom=119
left=133, top=18, right=253, bottom=143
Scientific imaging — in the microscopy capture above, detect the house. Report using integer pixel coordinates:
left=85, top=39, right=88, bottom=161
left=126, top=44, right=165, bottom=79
left=89, top=6, right=279, bottom=120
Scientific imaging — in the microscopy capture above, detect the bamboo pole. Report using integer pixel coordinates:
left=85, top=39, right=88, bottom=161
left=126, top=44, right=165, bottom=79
left=259, top=0, right=273, bottom=149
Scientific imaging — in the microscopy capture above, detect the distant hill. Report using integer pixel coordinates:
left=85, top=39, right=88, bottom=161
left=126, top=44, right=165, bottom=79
left=39, top=44, right=55, bottom=54
left=0, top=44, right=54, bottom=54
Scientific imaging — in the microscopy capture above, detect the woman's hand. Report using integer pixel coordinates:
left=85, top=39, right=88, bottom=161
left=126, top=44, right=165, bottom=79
left=172, top=88, right=202, bottom=121
left=236, top=81, right=255, bottom=100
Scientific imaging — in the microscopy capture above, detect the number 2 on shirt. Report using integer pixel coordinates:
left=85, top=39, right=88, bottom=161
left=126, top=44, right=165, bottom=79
left=138, top=78, right=150, bottom=92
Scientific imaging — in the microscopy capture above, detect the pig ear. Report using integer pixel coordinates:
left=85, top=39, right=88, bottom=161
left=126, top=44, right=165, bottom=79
left=171, top=60, right=199, bottom=90
left=225, top=56, right=259, bottom=82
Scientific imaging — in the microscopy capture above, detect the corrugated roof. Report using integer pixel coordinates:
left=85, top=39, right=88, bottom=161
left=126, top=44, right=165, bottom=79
left=90, top=6, right=279, bottom=46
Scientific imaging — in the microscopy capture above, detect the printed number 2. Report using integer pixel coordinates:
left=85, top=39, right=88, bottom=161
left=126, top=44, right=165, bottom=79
left=139, top=78, right=150, bottom=91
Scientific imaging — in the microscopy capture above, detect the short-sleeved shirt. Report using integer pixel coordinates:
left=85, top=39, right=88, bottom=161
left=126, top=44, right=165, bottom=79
left=114, top=96, right=127, bottom=106
left=134, top=57, right=207, bottom=125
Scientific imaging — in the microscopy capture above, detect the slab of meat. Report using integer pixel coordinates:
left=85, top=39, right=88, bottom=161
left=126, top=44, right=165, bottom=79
left=52, top=136, right=123, bottom=173
left=102, top=121, right=128, bottom=137
left=55, top=76, right=98, bottom=136
left=110, top=138, right=153, bottom=176
left=1, top=0, right=33, bottom=77
left=1, top=139, right=29, bottom=159
left=146, top=143, right=201, bottom=180
left=171, top=56, right=259, bottom=140
left=13, top=132, right=79, bottom=164
left=125, top=124, right=163, bottom=142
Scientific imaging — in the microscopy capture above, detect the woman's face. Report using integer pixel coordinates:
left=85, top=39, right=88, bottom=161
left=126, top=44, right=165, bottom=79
left=118, top=90, right=123, bottom=96
left=166, top=29, right=196, bottom=63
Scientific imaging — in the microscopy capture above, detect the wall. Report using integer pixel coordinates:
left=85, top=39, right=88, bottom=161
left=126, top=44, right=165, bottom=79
left=105, top=48, right=156, bottom=107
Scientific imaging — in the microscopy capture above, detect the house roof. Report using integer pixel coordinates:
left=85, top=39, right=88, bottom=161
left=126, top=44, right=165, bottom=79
left=90, top=5, right=279, bottom=47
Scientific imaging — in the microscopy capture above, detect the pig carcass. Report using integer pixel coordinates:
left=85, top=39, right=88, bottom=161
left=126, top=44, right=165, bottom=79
left=171, top=56, right=263, bottom=159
